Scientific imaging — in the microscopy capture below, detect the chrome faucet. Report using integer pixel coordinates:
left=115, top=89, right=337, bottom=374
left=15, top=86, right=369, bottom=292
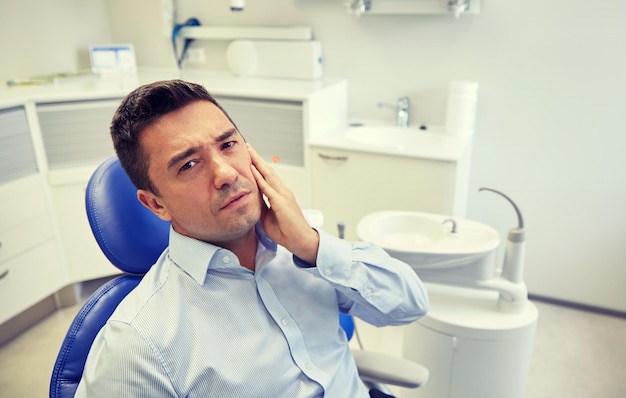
left=378, top=96, right=410, bottom=128
left=346, top=0, right=371, bottom=16
left=449, top=0, right=470, bottom=18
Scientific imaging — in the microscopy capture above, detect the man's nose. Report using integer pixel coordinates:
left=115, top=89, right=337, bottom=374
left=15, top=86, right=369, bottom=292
left=211, top=157, right=238, bottom=189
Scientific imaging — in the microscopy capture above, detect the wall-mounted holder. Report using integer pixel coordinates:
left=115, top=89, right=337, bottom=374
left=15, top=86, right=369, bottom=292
left=165, top=25, right=313, bottom=41
left=162, top=22, right=318, bottom=75
left=346, top=0, right=480, bottom=18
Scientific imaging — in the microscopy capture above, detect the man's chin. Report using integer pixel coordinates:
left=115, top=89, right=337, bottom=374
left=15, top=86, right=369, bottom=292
left=215, top=213, right=260, bottom=242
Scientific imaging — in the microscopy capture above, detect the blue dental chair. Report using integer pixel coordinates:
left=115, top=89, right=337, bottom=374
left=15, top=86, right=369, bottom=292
left=49, top=157, right=427, bottom=398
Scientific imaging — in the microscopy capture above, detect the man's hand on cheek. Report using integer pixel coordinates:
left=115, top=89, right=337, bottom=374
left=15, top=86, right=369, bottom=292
left=248, top=144, right=319, bottom=264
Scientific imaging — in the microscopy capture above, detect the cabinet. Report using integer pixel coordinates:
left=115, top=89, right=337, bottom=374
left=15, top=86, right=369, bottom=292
left=0, top=106, right=64, bottom=324
left=33, top=80, right=345, bottom=282
left=48, top=170, right=120, bottom=283
left=310, top=146, right=457, bottom=241
left=0, top=72, right=347, bottom=325
left=38, top=99, right=122, bottom=283
left=402, top=284, right=538, bottom=398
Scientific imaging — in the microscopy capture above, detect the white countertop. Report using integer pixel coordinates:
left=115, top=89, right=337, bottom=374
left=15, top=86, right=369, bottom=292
left=309, top=122, right=471, bottom=162
left=0, top=68, right=345, bottom=108
left=1, top=69, right=469, bottom=162
left=418, top=283, right=538, bottom=339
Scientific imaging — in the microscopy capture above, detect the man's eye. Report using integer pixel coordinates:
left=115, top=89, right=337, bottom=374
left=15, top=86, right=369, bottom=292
left=180, top=160, right=197, bottom=172
left=221, top=141, right=236, bottom=150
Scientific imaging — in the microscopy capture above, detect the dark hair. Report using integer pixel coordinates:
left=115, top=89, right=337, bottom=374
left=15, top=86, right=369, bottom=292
left=110, top=79, right=236, bottom=194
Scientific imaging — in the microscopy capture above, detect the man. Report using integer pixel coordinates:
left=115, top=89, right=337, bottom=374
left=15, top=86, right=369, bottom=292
left=75, top=79, right=428, bottom=397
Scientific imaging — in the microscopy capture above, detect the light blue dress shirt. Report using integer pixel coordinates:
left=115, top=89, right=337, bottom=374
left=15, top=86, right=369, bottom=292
left=75, top=224, right=428, bottom=397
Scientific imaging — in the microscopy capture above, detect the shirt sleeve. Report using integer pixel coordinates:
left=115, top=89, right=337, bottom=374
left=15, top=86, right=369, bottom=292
left=75, top=320, right=178, bottom=398
left=300, top=228, right=429, bottom=327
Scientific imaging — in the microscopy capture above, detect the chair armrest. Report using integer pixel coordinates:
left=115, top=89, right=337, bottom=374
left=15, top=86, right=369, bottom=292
left=351, top=349, right=429, bottom=389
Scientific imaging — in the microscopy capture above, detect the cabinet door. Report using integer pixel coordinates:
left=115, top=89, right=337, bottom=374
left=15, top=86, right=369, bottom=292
left=0, top=176, right=53, bottom=264
left=0, top=106, right=65, bottom=323
left=37, top=100, right=123, bottom=283
left=402, top=321, right=456, bottom=398
left=50, top=178, right=120, bottom=283
left=0, top=241, right=64, bottom=324
left=311, top=147, right=456, bottom=240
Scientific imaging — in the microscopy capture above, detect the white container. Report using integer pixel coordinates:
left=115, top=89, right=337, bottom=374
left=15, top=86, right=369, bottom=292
left=402, top=283, right=538, bottom=398
left=445, top=80, right=479, bottom=137
left=226, top=40, right=323, bottom=80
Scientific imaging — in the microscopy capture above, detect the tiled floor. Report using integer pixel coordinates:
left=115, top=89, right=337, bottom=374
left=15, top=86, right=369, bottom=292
left=524, top=301, right=626, bottom=398
left=0, top=304, right=78, bottom=397
left=1, top=293, right=625, bottom=397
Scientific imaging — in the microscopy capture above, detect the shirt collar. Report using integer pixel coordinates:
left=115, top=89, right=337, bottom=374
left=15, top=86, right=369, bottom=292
left=255, top=222, right=277, bottom=252
left=167, top=223, right=277, bottom=285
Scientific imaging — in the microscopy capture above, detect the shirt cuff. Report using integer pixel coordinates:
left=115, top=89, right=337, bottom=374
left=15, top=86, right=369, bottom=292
left=293, top=254, right=316, bottom=268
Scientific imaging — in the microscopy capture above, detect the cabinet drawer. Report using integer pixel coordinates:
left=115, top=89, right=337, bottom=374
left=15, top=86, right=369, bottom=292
left=37, top=99, right=120, bottom=169
left=0, top=106, right=37, bottom=184
left=0, top=240, right=64, bottom=324
left=0, top=174, right=48, bottom=233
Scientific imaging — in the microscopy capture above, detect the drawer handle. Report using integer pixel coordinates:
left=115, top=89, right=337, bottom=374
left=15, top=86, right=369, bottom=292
left=0, top=269, right=8, bottom=281
left=318, top=153, right=348, bottom=161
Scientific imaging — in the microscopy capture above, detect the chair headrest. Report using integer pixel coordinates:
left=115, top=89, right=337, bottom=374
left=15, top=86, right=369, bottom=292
left=85, top=157, right=170, bottom=274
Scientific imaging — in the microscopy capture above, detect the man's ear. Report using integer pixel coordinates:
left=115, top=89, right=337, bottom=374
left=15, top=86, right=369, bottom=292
left=137, top=189, right=172, bottom=221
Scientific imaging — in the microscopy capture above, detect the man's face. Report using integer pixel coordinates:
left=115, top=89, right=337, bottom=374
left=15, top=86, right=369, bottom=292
left=137, top=100, right=262, bottom=245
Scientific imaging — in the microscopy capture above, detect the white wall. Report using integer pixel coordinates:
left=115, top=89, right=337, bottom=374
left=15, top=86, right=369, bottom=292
left=0, top=0, right=111, bottom=81
left=2, top=0, right=625, bottom=312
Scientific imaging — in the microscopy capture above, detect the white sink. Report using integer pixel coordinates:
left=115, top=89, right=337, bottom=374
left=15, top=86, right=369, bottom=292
left=357, top=211, right=501, bottom=280
left=345, top=125, right=450, bottom=151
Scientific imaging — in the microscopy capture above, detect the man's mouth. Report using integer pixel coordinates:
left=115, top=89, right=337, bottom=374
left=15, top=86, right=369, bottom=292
left=220, top=192, right=249, bottom=210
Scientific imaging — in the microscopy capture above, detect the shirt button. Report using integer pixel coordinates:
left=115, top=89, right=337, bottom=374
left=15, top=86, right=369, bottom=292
left=364, top=288, right=373, bottom=297
left=323, top=268, right=333, bottom=277
left=281, top=318, right=289, bottom=326
left=223, top=256, right=231, bottom=264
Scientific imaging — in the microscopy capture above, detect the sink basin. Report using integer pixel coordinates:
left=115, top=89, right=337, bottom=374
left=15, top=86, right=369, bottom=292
left=357, top=211, right=499, bottom=255
left=346, top=126, right=447, bottom=151
left=357, top=211, right=501, bottom=279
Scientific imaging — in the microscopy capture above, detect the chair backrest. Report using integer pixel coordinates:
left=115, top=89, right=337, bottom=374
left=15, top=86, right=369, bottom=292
left=84, top=156, right=170, bottom=274
left=49, top=275, right=143, bottom=398
left=49, top=157, right=170, bottom=398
